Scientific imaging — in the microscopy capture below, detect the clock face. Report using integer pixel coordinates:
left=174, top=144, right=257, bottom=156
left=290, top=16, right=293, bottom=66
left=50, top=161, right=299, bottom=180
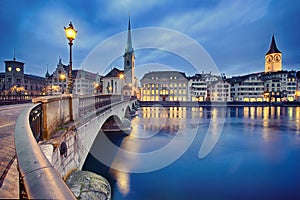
left=7, top=66, right=12, bottom=71
left=16, top=67, right=21, bottom=72
left=274, top=54, right=281, bottom=62
left=266, top=55, right=273, bottom=63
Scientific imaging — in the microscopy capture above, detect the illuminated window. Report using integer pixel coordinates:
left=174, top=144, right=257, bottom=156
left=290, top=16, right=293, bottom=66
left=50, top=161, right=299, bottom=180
left=156, top=90, right=159, bottom=95
left=179, top=90, right=182, bottom=94
left=174, top=83, right=177, bottom=87
left=151, top=90, right=154, bottom=95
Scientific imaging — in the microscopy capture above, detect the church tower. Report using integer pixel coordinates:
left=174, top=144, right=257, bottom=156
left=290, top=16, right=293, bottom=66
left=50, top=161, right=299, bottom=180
left=265, top=34, right=282, bottom=73
left=123, top=15, right=135, bottom=86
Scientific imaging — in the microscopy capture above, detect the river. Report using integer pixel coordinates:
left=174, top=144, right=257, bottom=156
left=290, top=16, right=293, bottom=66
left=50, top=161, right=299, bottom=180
left=83, top=106, right=300, bottom=200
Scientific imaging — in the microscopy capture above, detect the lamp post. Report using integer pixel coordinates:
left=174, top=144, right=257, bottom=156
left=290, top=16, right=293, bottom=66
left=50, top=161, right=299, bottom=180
left=64, top=22, right=77, bottom=94
left=64, top=22, right=77, bottom=122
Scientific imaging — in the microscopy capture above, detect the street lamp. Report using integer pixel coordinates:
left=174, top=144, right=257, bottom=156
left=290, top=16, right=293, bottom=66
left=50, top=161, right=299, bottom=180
left=64, top=22, right=77, bottom=94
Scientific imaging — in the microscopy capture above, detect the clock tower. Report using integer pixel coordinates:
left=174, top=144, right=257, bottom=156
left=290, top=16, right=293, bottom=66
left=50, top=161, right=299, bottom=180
left=123, top=15, right=135, bottom=88
left=4, top=58, right=25, bottom=91
left=265, top=34, right=282, bottom=73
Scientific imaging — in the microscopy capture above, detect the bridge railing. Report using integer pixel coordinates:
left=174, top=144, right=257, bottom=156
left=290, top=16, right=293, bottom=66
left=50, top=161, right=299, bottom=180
left=14, top=103, right=76, bottom=199
left=0, top=94, right=38, bottom=105
left=78, top=94, right=122, bottom=117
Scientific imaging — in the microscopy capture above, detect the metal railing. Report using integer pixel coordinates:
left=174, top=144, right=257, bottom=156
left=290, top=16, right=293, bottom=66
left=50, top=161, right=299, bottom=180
left=0, top=94, right=43, bottom=105
left=14, top=103, right=76, bottom=199
left=29, top=103, right=42, bottom=141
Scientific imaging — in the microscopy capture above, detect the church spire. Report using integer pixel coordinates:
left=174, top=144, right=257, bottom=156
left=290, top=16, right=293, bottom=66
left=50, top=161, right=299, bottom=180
left=266, top=34, right=281, bottom=55
left=125, top=13, right=133, bottom=53
left=45, top=65, right=50, bottom=78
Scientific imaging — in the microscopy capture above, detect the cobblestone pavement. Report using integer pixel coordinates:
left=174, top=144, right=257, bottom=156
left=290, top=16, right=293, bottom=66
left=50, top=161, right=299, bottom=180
left=0, top=104, right=31, bottom=199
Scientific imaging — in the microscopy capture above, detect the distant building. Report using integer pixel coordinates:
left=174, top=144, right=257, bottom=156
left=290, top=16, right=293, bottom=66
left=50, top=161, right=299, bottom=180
left=262, top=70, right=297, bottom=102
left=265, top=34, right=282, bottom=73
left=102, top=68, right=125, bottom=94
left=296, top=71, right=300, bottom=101
left=229, top=73, right=264, bottom=102
left=140, top=71, right=189, bottom=101
left=207, top=80, right=232, bottom=102
left=46, top=58, right=101, bottom=95
left=188, top=74, right=208, bottom=102
left=0, top=58, right=45, bottom=95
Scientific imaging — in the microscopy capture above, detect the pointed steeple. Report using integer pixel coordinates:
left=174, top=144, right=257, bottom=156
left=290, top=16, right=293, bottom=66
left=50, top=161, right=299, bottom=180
left=266, top=34, right=281, bottom=55
left=58, top=57, right=62, bottom=65
left=45, top=65, right=50, bottom=78
left=125, top=13, right=133, bottom=53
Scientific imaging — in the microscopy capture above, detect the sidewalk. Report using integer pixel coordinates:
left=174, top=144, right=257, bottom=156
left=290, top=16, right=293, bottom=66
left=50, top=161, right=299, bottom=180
left=0, top=104, right=30, bottom=199
left=0, top=130, right=19, bottom=199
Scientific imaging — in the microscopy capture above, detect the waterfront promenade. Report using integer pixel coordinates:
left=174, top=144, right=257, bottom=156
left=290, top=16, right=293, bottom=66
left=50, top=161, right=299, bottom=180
left=0, top=104, right=31, bottom=199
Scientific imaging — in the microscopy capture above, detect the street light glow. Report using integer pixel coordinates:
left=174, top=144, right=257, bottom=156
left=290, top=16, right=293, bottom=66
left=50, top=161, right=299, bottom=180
left=64, top=22, right=77, bottom=42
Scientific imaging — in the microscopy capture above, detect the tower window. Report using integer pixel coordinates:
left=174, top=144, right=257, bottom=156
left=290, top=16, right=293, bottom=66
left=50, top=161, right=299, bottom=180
left=126, top=60, right=130, bottom=66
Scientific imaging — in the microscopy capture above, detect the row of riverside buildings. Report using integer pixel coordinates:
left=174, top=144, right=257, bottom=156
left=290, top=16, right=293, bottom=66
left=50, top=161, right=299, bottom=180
left=0, top=17, right=299, bottom=102
left=140, top=35, right=300, bottom=102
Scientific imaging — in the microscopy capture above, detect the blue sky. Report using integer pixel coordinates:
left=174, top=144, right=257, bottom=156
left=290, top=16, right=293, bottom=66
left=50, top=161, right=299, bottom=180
left=0, top=0, right=299, bottom=78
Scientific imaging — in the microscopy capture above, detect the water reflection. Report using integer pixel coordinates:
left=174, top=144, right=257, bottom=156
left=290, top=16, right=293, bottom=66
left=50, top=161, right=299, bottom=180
left=110, top=169, right=130, bottom=196
left=83, top=106, right=300, bottom=200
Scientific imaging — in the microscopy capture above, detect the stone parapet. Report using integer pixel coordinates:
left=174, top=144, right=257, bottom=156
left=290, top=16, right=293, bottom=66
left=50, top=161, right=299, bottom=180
left=32, top=95, right=75, bottom=139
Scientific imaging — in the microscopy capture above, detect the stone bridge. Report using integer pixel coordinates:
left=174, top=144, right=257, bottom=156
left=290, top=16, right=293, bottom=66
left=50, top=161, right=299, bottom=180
left=14, top=94, right=138, bottom=199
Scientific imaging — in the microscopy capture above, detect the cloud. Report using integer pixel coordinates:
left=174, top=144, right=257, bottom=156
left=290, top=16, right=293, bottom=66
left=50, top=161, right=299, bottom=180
left=160, top=0, right=271, bottom=36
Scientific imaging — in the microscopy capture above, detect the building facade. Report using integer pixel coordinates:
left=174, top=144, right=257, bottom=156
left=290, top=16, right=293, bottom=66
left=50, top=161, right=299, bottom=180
left=46, top=58, right=101, bottom=95
left=102, top=68, right=125, bottom=94
left=207, top=80, right=232, bottom=102
left=262, top=70, right=297, bottom=102
left=188, top=74, right=207, bottom=102
left=0, top=59, right=45, bottom=95
left=229, top=73, right=265, bottom=102
left=140, top=71, right=189, bottom=101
